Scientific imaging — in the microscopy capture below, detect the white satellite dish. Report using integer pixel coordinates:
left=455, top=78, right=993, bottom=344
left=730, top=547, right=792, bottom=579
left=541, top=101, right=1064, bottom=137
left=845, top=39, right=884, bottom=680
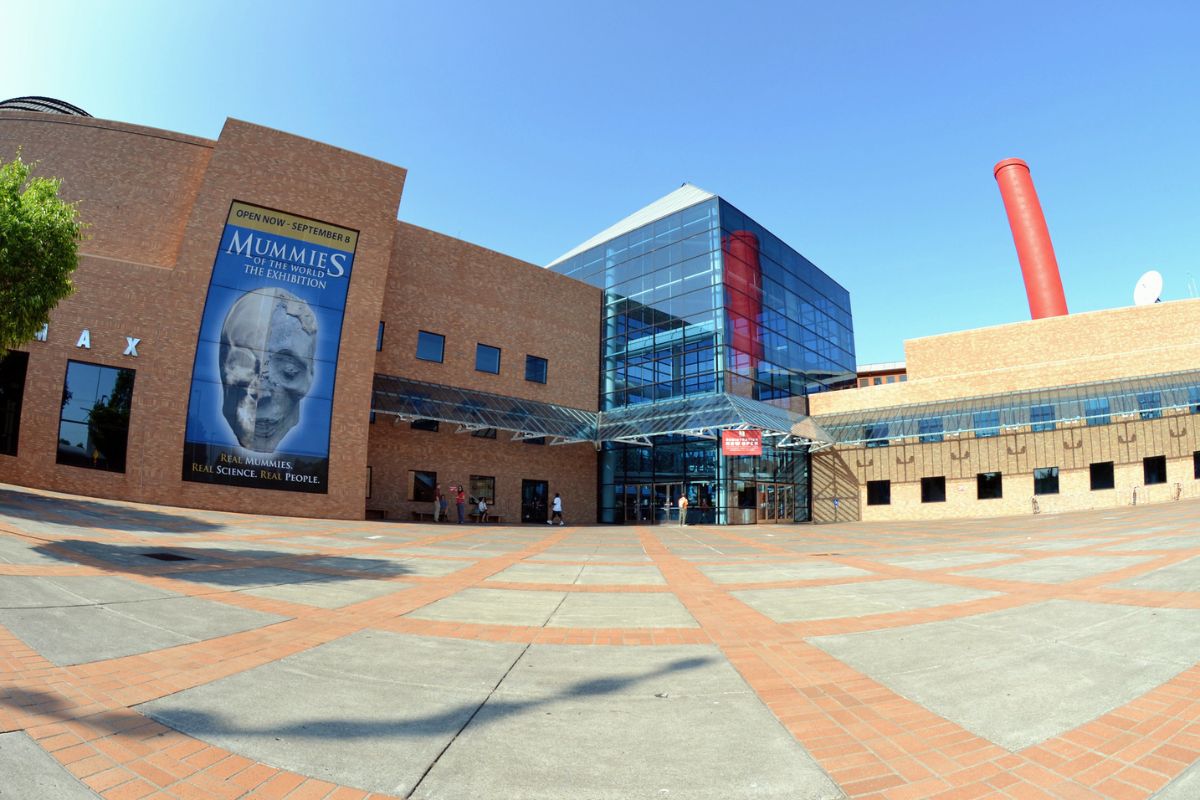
left=1134, top=270, right=1163, bottom=306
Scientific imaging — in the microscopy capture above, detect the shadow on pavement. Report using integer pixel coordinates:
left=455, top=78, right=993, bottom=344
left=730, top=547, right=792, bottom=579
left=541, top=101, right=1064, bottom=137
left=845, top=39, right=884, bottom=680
left=0, top=487, right=224, bottom=535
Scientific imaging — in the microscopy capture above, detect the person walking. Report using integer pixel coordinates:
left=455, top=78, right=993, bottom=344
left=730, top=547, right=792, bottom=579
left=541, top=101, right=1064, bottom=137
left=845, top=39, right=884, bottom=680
left=678, top=492, right=689, bottom=527
left=432, top=484, right=442, bottom=523
left=548, top=493, right=564, bottom=526
left=455, top=485, right=466, bottom=523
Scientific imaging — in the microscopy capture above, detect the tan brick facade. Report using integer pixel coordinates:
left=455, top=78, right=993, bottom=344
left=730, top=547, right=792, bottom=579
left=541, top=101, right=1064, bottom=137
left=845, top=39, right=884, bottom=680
left=810, top=300, right=1200, bottom=522
left=0, top=110, right=600, bottom=521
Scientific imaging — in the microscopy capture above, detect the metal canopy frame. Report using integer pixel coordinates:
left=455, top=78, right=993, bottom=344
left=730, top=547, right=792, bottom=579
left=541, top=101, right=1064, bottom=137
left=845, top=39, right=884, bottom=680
left=814, top=367, right=1200, bottom=446
left=373, top=375, right=834, bottom=450
left=372, top=375, right=596, bottom=446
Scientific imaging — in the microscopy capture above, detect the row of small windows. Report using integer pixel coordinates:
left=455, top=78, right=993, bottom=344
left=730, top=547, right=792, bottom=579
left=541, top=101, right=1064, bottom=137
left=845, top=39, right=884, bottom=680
left=857, top=374, right=907, bottom=387
left=405, top=418, right=545, bottom=444
left=414, top=330, right=548, bottom=383
left=861, top=390, right=1200, bottom=446
left=865, top=455, right=1194, bottom=505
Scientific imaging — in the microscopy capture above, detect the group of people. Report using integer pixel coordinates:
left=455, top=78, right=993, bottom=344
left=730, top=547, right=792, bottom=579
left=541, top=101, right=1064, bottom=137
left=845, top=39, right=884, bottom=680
left=431, top=484, right=472, bottom=524
left=429, top=484, right=566, bottom=526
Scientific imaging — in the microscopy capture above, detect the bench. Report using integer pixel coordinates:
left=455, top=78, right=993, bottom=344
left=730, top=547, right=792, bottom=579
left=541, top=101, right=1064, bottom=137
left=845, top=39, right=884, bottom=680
left=469, top=512, right=504, bottom=523
left=411, top=510, right=437, bottom=522
left=366, top=508, right=387, bottom=520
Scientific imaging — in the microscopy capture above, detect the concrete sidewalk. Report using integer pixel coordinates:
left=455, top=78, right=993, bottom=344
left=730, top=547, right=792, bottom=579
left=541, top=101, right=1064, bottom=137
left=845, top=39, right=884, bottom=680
left=1, top=482, right=1199, bottom=799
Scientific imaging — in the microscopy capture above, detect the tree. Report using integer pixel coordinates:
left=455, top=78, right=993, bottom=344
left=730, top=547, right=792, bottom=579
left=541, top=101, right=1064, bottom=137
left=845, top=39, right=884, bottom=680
left=0, top=151, right=84, bottom=355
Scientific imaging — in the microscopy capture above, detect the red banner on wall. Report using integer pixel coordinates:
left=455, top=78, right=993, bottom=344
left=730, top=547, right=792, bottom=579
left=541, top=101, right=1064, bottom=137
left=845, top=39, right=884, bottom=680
left=721, top=429, right=762, bottom=457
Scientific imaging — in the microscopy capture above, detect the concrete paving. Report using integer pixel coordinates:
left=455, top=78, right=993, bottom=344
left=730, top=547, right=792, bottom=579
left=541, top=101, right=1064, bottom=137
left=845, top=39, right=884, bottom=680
left=3, top=481, right=1200, bottom=800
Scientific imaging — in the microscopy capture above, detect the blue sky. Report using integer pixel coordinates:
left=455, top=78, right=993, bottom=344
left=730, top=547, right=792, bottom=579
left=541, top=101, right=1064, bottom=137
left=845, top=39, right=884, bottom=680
left=6, top=1, right=1200, bottom=363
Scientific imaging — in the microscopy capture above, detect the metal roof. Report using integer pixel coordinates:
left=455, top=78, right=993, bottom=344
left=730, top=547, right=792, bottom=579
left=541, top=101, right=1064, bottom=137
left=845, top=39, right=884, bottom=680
left=814, top=367, right=1200, bottom=446
left=372, top=375, right=833, bottom=450
left=546, top=184, right=715, bottom=268
left=372, top=375, right=596, bottom=445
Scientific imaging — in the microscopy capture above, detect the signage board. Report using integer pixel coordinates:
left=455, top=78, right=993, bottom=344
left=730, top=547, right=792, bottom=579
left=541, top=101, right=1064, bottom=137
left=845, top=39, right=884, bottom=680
left=721, top=429, right=762, bottom=457
left=181, top=201, right=359, bottom=493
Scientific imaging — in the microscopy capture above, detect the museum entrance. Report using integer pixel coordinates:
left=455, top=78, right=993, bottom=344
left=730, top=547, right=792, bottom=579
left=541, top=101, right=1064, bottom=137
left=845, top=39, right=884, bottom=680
left=622, top=482, right=683, bottom=524
left=756, top=482, right=795, bottom=524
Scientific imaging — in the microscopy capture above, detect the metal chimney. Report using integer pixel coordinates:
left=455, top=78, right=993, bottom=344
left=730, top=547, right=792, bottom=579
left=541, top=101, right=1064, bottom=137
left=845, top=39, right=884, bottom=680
left=993, top=158, right=1068, bottom=319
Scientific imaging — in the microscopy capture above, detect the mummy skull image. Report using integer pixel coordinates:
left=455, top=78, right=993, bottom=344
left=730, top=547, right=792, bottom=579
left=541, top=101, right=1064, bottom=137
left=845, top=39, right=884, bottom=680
left=219, top=288, right=317, bottom=452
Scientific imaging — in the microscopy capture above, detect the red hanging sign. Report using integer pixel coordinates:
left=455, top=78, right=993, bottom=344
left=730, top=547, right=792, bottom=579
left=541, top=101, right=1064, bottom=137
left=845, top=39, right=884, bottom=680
left=721, top=429, right=762, bottom=457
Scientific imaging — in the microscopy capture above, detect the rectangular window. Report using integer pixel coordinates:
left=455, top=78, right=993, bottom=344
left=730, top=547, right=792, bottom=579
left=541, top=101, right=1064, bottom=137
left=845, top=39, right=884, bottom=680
left=57, top=360, right=135, bottom=473
left=1030, top=404, right=1055, bottom=432
left=471, top=428, right=497, bottom=439
left=973, top=410, right=1000, bottom=438
left=1033, top=466, right=1059, bottom=495
left=366, top=466, right=372, bottom=499
left=0, top=351, right=29, bottom=456
left=376, top=321, right=385, bottom=352
left=863, top=423, right=889, bottom=448
left=476, top=343, right=501, bottom=374
left=1090, top=461, right=1115, bottom=490
left=470, top=475, right=495, bottom=505
left=977, top=471, right=1003, bottom=499
left=1144, top=455, right=1167, bottom=485
left=1085, top=397, right=1110, bottom=426
left=872, top=377, right=882, bottom=385
left=1194, top=451, right=1200, bottom=480
left=411, top=419, right=439, bottom=432
left=1190, top=387, right=1200, bottom=414
left=408, top=470, right=436, bottom=502
left=416, top=330, right=445, bottom=362
left=523, top=436, right=547, bottom=445
left=866, top=480, right=891, bottom=505
left=921, top=476, right=946, bottom=503
left=525, top=355, right=548, bottom=384
left=1138, top=391, right=1162, bottom=420
left=917, top=417, right=943, bottom=443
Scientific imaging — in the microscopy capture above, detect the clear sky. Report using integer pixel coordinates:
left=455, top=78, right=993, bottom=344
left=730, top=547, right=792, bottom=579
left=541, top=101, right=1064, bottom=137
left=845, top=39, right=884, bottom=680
left=6, top=1, right=1200, bottom=364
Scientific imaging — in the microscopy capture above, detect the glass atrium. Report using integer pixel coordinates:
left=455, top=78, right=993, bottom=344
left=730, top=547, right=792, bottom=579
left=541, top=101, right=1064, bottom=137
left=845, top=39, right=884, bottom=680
left=549, top=186, right=855, bottom=524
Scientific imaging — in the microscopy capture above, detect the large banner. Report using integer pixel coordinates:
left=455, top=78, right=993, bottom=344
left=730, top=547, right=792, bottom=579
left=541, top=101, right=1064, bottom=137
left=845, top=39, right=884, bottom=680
left=181, top=201, right=359, bottom=493
left=721, top=429, right=762, bottom=457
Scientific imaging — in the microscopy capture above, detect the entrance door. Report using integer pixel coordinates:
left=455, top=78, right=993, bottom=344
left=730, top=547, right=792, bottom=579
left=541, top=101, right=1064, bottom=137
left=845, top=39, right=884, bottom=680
left=521, top=480, right=548, bottom=524
left=654, top=483, right=681, bottom=524
left=756, top=483, right=795, bottom=524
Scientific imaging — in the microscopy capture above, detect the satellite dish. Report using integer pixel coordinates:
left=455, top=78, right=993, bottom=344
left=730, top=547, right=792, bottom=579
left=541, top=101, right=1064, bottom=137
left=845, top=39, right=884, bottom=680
left=1134, top=270, right=1163, bottom=306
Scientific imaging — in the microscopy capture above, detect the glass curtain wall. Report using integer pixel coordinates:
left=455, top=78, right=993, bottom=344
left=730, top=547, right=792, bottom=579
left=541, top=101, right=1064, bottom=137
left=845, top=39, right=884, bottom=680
left=554, top=196, right=853, bottom=524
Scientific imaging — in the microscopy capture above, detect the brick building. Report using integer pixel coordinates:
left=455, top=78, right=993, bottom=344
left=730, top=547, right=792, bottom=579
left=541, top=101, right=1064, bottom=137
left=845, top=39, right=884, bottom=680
left=809, top=300, right=1200, bottom=522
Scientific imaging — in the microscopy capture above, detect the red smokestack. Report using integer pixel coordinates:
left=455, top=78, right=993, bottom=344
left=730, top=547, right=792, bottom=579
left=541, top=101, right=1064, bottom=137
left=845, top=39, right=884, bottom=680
left=993, top=158, right=1068, bottom=319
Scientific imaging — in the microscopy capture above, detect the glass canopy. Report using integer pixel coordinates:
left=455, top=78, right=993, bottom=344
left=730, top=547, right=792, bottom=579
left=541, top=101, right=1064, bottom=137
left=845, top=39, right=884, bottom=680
left=814, top=367, right=1200, bottom=446
left=371, top=375, right=596, bottom=444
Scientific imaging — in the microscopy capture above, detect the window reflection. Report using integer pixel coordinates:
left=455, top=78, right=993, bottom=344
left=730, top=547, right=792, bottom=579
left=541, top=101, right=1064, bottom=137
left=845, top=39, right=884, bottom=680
left=57, top=360, right=135, bottom=473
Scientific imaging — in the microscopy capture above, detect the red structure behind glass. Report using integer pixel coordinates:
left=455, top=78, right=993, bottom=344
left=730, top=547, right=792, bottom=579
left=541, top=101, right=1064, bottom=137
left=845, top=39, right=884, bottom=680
left=723, top=230, right=764, bottom=377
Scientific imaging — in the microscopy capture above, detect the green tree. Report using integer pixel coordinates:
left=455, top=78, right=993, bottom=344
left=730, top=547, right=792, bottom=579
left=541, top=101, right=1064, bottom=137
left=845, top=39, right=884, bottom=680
left=0, top=151, right=84, bottom=355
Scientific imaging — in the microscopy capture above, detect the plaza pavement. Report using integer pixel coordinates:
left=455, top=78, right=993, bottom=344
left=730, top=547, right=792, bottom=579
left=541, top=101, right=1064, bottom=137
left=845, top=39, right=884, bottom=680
left=1, top=483, right=1199, bottom=799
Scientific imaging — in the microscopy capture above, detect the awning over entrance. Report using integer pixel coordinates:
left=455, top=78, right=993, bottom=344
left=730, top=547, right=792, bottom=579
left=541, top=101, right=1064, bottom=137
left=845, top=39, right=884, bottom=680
left=371, top=375, right=596, bottom=445
left=372, top=376, right=834, bottom=450
left=596, top=393, right=834, bottom=449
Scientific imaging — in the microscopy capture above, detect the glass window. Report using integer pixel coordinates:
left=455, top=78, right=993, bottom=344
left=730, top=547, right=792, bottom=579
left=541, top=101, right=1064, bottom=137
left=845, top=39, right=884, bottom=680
left=1030, top=404, right=1055, bottom=432
left=1195, top=451, right=1200, bottom=480
left=525, top=355, right=548, bottom=384
left=0, top=351, right=28, bottom=456
left=1138, top=391, right=1162, bottom=420
left=416, top=330, right=445, bottom=363
left=469, top=475, right=495, bottom=505
left=411, top=419, right=439, bottom=432
left=918, top=417, right=943, bottom=443
left=471, top=428, right=497, bottom=439
left=408, top=470, right=436, bottom=502
left=973, top=410, right=1000, bottom=438
left=866, top=480, right=890, bottom=505
left=1144, top=455, right=1167, bottom=485
left=57, top=360, right=135, bottom=473
left=1034, top=467, right=1059, bottom=495
left=376, top=321, right=385, bottom=352
left=523, top=436, right=547, bottom=445
left=1190, top=387, right=1200, bottom=414
left=476, top=343, right=501, bottom=374
left=921, top=476, right=946, bottom=503
left=1085, top=397, right=1110, bottom=426
left=1090, top=461, right=1115, bottom=490
left=977, top=471, right=1003, bottom=499
left=863, top=423, right=889, bottom=448
left=872, top=377, right=881, bottom=385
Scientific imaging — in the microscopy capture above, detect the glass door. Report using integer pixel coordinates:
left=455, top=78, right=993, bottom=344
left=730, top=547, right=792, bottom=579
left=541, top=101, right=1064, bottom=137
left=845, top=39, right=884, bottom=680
left=521, top=479, right=548, bottom=523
